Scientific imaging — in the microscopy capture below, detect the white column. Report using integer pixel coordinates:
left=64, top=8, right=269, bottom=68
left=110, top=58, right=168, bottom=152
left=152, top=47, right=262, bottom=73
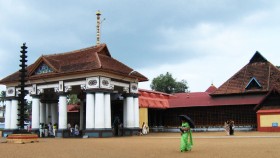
left=126, top=96, right=134, bottom=128
left=95, top=92, right=105, bottom=128
left=86, top=93, right=95, bottom=129
left=51, top=103, right=57, bottom=124
left=104, top=93, right=111, bottom=128
left=79, top=101, right=84, bottom=130
left=46, top=103, right=51, bottom=124
left=40, top=102, right=46, bottom=124
left=10, top=99, right=19, bottom=129
left=134, top=97, right=139, bottom=128
left=4, top=100, right=12, bottom=129
left=58, top=95, right=67, bottom=129
left=31, top=96, right=40, bottom=129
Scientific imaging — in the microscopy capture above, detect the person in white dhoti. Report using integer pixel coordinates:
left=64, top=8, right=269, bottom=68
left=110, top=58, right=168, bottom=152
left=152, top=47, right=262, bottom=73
left=74, top=124, right=79, bottom=136
left=39, top=123, right=44, bottom=137
left=48, top=122, right=53, bottom=136
left=224, top=121, right=230, bottom=135
left=142, top=122, right=148, bottom=135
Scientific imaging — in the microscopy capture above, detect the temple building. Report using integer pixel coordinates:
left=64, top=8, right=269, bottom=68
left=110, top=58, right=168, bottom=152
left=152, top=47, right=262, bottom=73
left=0, top=43, right=148, bottom=137
left=139, top=52, right=280, bottom=132
left=1, top=11, right=279, bottom=135
left=0, top=11, right=151, bottom=138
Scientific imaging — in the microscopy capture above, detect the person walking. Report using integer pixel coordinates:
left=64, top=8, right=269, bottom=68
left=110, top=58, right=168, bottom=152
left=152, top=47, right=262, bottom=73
left=180, top=119, right=193, bottom=152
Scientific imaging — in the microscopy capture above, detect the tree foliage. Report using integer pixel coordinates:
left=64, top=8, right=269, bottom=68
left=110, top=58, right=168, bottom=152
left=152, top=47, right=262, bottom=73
left=150, top=72, right=189, bottom=94
left=67, top=94, right=80, bottom=105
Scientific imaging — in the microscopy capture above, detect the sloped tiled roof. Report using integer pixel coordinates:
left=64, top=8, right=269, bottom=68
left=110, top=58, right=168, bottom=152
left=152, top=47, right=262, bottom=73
left=168, top=92, right=264, bottom=108
left=205, top=84, right=217, bottom=93
left=211, top=51, right=280, bottom=95
left=254, top=88, right=280, bottom=111
left=138, top=89, right=173, bottom=109
left=0, top=44, right=148, bottom=84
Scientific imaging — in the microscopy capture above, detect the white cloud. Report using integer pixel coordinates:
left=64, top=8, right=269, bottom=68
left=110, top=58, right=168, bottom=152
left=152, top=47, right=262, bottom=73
left=140, top=4, right=280, bottom=92
left=2, top=0, right=280, bottom=93
left=138, top=54, right=245, bottom=92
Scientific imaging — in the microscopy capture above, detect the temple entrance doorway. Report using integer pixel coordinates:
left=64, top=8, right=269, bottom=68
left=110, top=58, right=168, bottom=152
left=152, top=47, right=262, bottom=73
left=111, top=93, right=124, bottom=137
left=66, top=85, right=83, bottom=134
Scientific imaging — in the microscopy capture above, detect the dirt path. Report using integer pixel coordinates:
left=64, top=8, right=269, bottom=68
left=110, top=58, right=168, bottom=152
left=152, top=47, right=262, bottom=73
left=1, top=132, right=280, bottom=158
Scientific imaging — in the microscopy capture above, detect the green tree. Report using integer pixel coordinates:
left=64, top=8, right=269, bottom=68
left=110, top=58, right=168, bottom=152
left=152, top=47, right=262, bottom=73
left=150, top=72, right=189, bottom=94
left=67, top=94, right=80, bottom=105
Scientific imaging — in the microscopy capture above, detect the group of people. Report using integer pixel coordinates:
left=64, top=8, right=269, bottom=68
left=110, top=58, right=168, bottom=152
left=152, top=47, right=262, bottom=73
left=39, top=122, right=57, bottom=137
left=39, top=118, right=193, bottom=153
left=224, top=120, right=235, bottom=135
left=67, top=123, right=80, bottom=136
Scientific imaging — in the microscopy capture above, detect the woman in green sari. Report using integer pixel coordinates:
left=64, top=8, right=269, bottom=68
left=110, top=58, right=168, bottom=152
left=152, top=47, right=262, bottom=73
left=180, top=119, right=193, bottom=152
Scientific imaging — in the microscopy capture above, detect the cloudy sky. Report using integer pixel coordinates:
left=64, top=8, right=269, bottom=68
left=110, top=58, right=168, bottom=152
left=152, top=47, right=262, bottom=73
left=1, top=0, right=280, bottom=92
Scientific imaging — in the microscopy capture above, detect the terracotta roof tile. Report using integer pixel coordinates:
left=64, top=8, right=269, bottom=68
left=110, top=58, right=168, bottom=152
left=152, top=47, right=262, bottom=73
left=254, top=88, right=280, bottom=111
left=211, top=52, right=280, bottom=95
left=0, top=44, right=148, bottom=84
left=168, top=92, right=264, bottom=108
left=138, top=89, right=172, bottom=109
left=67, top=104, right=80, bottom=112
left=205, top=84, right=217, bottom=93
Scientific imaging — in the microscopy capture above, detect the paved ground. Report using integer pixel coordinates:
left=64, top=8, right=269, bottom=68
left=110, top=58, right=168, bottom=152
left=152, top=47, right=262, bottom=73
left=1, top=131, right=280, bottom=158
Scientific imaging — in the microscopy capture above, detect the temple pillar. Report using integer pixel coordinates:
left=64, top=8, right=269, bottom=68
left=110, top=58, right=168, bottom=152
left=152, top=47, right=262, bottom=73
left=4, top=100, right=12, bottom=129
left=31, top=96, right=40, bottom=130
left=104, top=93, right=111, bottom=129
left=95, top=92, right=105, bottom=128
left=124, top=96, right=134, bottom=128
left=86, top=92, right=95, bottom=129
left=10, top=99, right=19, bottom=129
left=39, top=102, right=46, bottom=124
left=133, top=96, right=139, bottom=128
left=122, top=93, right=139, bottom=136
left=58, top=94, right=67, bottom=129
left=83, top=90, right=113, bottom=138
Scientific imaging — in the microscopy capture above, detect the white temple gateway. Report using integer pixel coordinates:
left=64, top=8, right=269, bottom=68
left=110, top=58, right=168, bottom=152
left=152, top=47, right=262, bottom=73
left=0, top=12, right=148, bottom=138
